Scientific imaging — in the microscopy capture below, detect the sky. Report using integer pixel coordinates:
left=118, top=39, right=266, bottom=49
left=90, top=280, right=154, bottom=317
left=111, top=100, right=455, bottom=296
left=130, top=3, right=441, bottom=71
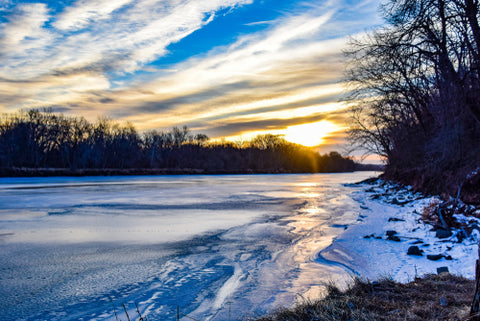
left=0, top=0, right=383, bottom=154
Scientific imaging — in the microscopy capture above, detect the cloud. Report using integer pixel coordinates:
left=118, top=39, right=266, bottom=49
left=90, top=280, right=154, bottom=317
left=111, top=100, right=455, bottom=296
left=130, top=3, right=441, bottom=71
left=0, top=0, right=255, bottom=108
left=113, top=32, right=349, bottom=132
left=200, top=114, right=331, bottom=138
left=0, top=3, right=50, bottom=48
left=0, top=3, right=55, bottom=81
left=53, top=0, right=134, bottom=31
left=0, top=0, right=254, bottom=81
left=92, top=6, right=346, bottom=126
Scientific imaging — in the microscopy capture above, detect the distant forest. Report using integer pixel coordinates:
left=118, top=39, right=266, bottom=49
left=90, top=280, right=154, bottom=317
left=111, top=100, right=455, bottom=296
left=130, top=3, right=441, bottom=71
left=0, top=109, right=365, bottom=177
left=347, top=0, right=480, bottom=202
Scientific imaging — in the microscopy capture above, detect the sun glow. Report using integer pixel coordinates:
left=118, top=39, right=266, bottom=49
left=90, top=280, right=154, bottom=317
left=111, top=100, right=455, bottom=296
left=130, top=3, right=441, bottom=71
left=220, top=120, right=340, bottom=147
left=284, top=120, right=338, bottom=147
left=221, top=120, right=344, bottom=147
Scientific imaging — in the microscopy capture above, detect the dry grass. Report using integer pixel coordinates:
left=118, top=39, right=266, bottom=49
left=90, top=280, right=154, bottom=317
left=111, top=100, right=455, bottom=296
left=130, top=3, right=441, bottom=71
left=422, top=199, right=441, bottom=223
left=251, top=274, right=475, bottom=321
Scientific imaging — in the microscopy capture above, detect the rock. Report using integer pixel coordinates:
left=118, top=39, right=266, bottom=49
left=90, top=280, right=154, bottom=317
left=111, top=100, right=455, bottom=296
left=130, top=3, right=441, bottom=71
left=388, top=217, right=406, bottom=222
left=437, top=266, right=449, bottom=274
left=407, top=246, right=423, bottom=256
left=363, top=234, right=375, bottom=239
left=386, top=230, right=398, bottom=237
left=411, top=240, right=423, bottom=245
left=391, top=198, right=408, bottom=206
left=427, top=254, right=444, bottom=261
left=387, top=235, right=401, bottom=242
left=445, top=255, right=453, bottom=260
left=386, top=230, right=401, bottom=241
left=456, top=230, right=467, bottom=243
left=436, top=228, right=452, bottom=239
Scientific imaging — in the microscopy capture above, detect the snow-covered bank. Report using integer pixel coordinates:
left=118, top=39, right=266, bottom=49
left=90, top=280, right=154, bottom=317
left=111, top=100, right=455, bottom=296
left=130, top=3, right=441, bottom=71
left=320, top=179, right=480, bottom=283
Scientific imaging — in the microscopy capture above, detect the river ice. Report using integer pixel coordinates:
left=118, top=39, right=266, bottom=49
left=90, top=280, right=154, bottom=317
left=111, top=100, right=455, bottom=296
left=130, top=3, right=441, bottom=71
left=0, top=172, right=383, bottom=320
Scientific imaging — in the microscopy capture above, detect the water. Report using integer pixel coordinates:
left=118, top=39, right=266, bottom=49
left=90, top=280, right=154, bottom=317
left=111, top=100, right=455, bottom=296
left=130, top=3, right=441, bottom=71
left=0, top=172, right=375, bottom=320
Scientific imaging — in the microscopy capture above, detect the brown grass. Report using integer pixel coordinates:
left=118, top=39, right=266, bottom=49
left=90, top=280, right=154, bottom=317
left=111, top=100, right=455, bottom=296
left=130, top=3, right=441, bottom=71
left=422, top=199, right=441, bottom=225
left=251, top=274, right=475, bottom=321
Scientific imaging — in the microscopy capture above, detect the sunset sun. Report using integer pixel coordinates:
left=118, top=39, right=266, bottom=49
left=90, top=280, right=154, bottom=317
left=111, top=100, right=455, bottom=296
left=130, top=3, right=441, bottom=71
left=284, top=120, right=338, bottom=147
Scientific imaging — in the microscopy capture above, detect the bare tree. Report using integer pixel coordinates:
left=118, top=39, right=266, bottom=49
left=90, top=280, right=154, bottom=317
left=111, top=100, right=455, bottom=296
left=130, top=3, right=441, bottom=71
left=346, top=0, right=480, bottom=194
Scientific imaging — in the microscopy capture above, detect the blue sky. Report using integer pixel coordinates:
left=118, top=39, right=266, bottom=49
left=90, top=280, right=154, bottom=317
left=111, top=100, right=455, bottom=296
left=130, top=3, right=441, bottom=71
left=0, top=0, right=382, bottom=152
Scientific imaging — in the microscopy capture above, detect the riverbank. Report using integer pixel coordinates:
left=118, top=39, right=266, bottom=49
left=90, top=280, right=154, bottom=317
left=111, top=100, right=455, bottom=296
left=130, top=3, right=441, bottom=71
left=0, top=167, right=261, bottom=177
left=252, top=178, right=480, bottom=320
left=0, top=166, right=383, bottom=177
left=320, top=178, right=480, bottom=282
left=252, top=273, right=475, bottom=320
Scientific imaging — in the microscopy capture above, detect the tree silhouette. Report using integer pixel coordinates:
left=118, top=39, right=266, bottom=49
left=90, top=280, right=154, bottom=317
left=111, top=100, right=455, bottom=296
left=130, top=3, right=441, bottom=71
left=346, top=0, right=480, bottom=196
left=0, top=109, right=357, bottom=176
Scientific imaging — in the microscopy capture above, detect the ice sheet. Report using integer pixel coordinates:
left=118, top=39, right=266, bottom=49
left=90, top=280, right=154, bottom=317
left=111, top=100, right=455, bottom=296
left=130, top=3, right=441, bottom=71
left=0, top=173, right=378, bottom=321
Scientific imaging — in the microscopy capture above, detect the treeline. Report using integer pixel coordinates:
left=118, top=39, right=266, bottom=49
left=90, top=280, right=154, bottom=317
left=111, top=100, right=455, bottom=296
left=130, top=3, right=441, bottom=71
left=347, top=0, right=480, bottom=201
left=0, top=109, right=356, bottom=176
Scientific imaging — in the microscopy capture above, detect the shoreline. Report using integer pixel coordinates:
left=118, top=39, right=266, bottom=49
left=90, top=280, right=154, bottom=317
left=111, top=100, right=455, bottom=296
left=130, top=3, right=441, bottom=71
left=249, top=178, right=480, bottom=319
left=0, top=167, right=383, bottom=178
left=320, top=178, right=479, bottom=283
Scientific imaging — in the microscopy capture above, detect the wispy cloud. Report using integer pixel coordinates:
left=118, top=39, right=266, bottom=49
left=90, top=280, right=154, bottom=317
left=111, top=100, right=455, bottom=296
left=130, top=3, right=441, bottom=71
left=109, top=8, right=349, bottom=130
left=0, top=3, right=54, bottom=80
left=0, top=0, right=254, bottom=80
left=53, top=0, right=134, bottom=31
left=0, top=0, right=254, bottom=108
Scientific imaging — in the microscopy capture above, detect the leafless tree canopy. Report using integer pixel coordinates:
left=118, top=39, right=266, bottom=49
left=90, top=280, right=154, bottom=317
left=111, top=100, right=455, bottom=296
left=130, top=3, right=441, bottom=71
left=0, top=109, right=356, bottom=174
left=346, top=0, right=480, bottom=196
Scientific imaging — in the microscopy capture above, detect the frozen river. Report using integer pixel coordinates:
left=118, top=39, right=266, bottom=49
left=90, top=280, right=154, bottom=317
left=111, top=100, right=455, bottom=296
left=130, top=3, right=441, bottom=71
left=0, top=172, right=376, bottom=321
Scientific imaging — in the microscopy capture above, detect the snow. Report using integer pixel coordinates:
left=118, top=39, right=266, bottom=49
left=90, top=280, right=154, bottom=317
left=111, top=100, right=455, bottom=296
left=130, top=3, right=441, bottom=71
left=0, top=173, right=478, bottom=321
left=321, top=179, right=479, bottom=283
